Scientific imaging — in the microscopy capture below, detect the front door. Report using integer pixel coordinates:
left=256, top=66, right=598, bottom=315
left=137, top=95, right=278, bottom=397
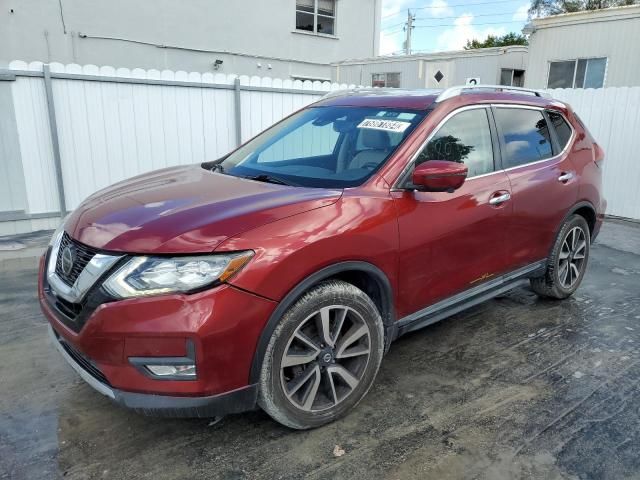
left=492, top=106, right=579, bottom=268
left=391, top=106, right=513, bottom=319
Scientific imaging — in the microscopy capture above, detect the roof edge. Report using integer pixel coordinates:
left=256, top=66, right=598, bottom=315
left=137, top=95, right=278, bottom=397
left=331, top=45, right=529, bottom=67
left=532, top=4, right=640, bottom=28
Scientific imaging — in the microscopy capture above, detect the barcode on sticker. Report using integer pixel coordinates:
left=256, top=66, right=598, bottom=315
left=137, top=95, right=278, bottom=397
left=357, top=119, right=411, bottom=133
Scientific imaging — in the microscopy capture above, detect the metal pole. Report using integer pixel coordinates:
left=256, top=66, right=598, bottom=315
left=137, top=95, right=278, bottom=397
left=233, top=77, right=242, bottom=147
left=42, top=64, right=67, bottom=216
left=405, top=9, right=414, bottom=55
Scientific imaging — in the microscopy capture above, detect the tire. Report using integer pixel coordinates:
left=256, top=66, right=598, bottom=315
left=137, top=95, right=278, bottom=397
left=258, top=280, right=385, bottom=429
left=530, top=214, right=591, bottom=299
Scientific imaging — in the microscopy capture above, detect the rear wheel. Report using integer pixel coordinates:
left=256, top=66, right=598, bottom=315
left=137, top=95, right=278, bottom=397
left=258, top=280, right=384, bottom=429
left=530, top=214, right=590, bottom=299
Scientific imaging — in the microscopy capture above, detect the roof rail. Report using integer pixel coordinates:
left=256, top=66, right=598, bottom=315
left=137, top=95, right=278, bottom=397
left=436, top=84, right=550, bottom=102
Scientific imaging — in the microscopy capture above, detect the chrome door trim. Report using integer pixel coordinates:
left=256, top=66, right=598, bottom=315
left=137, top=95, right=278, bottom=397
left=491, top=104, right=576, bottom=172
left=392, top=103, right=576, bottom=189
left=396, top=260, right=547, bottom=332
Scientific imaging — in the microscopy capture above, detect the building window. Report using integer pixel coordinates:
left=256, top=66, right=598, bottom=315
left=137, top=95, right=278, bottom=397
left=500, top=69, right=525, bottom=87
left=296, top=0, right=335, bottom=35
left=547, top=58, right=607, bottom=89
left=372, top=73, right=401, bottom=88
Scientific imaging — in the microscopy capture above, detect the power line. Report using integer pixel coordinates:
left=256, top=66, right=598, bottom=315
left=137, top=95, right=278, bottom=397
left=382, top=10, right=528, bottom=30
left=387, top=27, right=406, bottom=34
left=414, top=10, right=527, bottom=21
left=381, top=21, right=406, bottom=31
left=412, top=0, right=519, bottom=12
left=413, top=19, right=525, bottom=28
left=383, top=27, right=405, bottom=36
left=382, top=0, right=519, bottom=19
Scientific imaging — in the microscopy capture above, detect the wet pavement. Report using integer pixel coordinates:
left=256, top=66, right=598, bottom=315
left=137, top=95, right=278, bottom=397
left=1, top=220, right=639, bottom=480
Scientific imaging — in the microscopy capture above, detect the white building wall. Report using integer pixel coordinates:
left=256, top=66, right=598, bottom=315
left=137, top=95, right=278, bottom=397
left=526, top=6, right=640, bottom=89
left=333, top=47, right=529, bottom=88
left=0, top=0, right=381, bottom=80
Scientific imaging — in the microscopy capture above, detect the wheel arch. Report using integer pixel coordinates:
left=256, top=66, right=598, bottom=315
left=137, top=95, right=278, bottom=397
left=572, top=202, right=597, bottom=235
left=563, top=201, right=597, bottom=236
left=548, top=201, right=596, bottom=259
left=248, top=261, right=396, bottom=385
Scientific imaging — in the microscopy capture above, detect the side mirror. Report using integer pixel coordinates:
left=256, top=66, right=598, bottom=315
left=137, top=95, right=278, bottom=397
left=411, top=160, right=468, bottom=192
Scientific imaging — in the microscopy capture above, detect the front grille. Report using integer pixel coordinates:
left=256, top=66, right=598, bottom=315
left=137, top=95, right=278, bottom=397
left=57, top=334, right=111, bottom=386
left=55, top=232, right=100, bottom=286
left=53, top=295, right=83, bottom=319
left=45, top=249, right=120, bottom=334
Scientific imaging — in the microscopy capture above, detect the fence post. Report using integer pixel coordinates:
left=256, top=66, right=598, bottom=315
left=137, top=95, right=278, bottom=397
left=42, top=64, right=67, bottom=216
left=233, top=77, right=242, bottom=147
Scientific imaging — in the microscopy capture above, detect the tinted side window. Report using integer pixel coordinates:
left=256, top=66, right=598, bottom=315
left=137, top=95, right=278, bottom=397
left=494, top=108, right=552, bottom=168
left=416, top=108, right=494, bottom=178
left=547, top=111, right=573, bottom=151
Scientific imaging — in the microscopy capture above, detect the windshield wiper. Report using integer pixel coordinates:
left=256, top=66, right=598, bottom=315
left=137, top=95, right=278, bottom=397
left=246, top=174, right=298, bottom=187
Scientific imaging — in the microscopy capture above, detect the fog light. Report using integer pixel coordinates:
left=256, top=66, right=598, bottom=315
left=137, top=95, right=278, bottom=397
left=146, top=364, right=196, bottom=378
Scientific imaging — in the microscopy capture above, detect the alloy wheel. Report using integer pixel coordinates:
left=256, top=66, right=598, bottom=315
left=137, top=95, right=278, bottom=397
left=279, top=305, right=371, bottom=412
left=558, top=226, right=587, bottom=289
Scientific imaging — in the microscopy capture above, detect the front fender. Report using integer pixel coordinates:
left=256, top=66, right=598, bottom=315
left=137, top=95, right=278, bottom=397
left=216, top=194, right=399, bottom=304
left=214, top=193, right=400, bottom=384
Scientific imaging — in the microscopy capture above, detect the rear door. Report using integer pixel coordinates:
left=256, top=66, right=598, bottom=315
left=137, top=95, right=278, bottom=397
left=493, top=105, right=579, bottom=268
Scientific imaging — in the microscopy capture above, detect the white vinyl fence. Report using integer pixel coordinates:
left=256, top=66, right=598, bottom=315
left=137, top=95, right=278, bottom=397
left=0, top=61, right=639, bottom=235
left=0, top=61, right=357, bottom=234
left=545, top=87, right=640, bottom=221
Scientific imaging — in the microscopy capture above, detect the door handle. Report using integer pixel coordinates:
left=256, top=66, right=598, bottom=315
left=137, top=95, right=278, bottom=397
left=489, top=192, right=511, bottom=205
left=558, top=172, right=574, bottom=183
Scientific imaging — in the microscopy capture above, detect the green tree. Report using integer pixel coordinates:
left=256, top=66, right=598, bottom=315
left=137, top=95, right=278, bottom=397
left=529, top=0, right=638, bottom=17
left=464, top=32, right=529, bottom=50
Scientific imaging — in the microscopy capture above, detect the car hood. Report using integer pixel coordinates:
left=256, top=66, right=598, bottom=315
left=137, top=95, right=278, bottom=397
left=66, top=165, right=341, bottom=253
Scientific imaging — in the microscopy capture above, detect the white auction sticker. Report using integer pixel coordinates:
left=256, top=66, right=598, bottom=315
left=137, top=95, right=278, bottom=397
left=357, top=118, right=411, bottom=133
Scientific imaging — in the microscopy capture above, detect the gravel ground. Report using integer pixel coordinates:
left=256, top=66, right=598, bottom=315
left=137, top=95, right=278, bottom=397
left=1, top=219, right=639, bottom=480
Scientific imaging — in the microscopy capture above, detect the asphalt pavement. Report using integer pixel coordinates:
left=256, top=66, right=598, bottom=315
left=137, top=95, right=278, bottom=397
left=1, top=219, right=639, bottom=480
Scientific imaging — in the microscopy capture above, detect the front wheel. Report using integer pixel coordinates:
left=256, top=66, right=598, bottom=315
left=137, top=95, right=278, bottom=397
left=258, top=280, right=385, bottom=429
left=530, top=214, right=591, bottom=299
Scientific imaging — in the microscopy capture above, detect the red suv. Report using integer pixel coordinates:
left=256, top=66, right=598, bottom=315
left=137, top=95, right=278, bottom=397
left=40, top=86, right=605, bottom=429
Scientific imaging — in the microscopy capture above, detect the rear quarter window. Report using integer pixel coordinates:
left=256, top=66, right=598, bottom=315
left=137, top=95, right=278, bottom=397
left=547, top=110, right=573, bottom=151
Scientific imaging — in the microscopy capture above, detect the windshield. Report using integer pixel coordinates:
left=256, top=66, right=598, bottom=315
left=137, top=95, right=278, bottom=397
left=215, top=106, right=427, bottom=188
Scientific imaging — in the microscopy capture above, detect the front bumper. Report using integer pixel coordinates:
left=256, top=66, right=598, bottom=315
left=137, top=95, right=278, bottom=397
left=49, top=325, right=258, bottom=417
left=39, top=250, right=277, bottom=416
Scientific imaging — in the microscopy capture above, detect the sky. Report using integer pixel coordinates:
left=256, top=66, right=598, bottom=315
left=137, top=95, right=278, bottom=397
left=380, top=0, right=531, bottom=55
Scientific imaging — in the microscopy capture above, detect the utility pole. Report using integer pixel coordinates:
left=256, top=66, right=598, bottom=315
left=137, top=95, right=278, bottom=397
left=404, top=9, right=415, bottom=55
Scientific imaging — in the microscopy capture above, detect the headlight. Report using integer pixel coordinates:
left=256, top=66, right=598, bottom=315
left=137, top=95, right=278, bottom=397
left=103, top=251, right=253, bottom=298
